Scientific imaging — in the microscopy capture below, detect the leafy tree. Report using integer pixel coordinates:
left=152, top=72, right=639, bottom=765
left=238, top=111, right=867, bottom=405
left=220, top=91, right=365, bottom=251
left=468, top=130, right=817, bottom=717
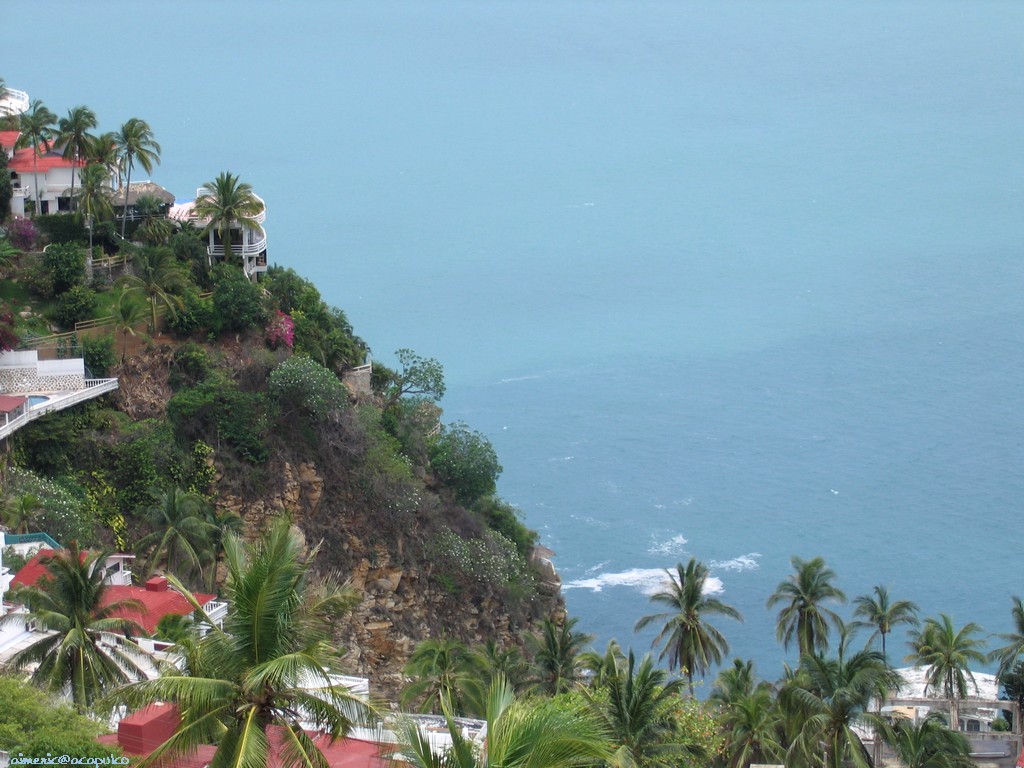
left=384, top=348, right=446, bottom=409
left=471, top=496, right=537, bottom=556
left=15, top=100, right=57, bottom=211
left=112, top=519, right=378, bottom=768
left=907, top=614, right=987, bottom=730
left=784, top=648, right=901, bottom=768
left=429, top=422, right=502, bottom=506
left=999, top=659, right=1024, bottom=714
left=991, top=596, right=1024, bottom=678
left=0, top=542, right=149, bottom=710
left=56, top=106, right=97, bottom=207
left=119, top=245, right=187, bottom=331
left=398, top=675, right=611, bottom=768
left=401, top=637, right=483, bottom=716
left=586, top=649, right=704, bottom=768
left=767, top=555, right=846, bottom=657
left=114, top=118, right=161, bottom=238
left=527, top=616, right=592, bottom=695
left=193, top=171, right=264, bottom=267
left=268, top=355, right=348, bottom=421
left=634, top=558, right=742, bottom=693
left=210, top=262, right=266, bottom=331
left=135, top=486, right=215, bottom=588
left=880, top=712, right=973, bottom=768
left=852, top=584, right=919, bottom=663
left=55, top=284, right=96, bottom=326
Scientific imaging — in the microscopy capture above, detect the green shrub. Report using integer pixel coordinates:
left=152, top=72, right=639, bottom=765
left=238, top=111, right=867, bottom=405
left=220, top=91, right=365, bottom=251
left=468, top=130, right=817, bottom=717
left=429, top=422, right=502, bottom=506
left=167, top=288, right=215, bottom=336
left=268, top=355, right=347, bottom=420
left=35, top=213, right=87, bottom=245
left=169, top=342, right=211, bottom=390
left=1, top=467, right=96, bottom=543
left=211, top=265, right=266, bottom=332
left=55, top=284, right=96, bottom=326
left=80, top=333, right=115, bottom=377
left=472, top=496, right=538, bottom=556
left=168, top=380, right=269, bottom=463
left=43, top=242, right=86, bottom=294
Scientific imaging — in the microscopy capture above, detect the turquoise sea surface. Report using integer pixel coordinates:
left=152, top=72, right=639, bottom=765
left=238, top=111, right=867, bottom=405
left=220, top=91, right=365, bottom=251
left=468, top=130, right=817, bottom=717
left=9, top=1, right=1024, bottom=682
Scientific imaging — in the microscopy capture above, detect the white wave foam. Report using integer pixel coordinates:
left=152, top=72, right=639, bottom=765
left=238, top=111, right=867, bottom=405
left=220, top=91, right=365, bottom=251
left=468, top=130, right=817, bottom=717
left=647, top=534, right=688, bottom=556
left=498, top=373, right=544, bottom=383
left=709, top=553, right=762, bottom=572
left=564, top=567, right=724, bottom=596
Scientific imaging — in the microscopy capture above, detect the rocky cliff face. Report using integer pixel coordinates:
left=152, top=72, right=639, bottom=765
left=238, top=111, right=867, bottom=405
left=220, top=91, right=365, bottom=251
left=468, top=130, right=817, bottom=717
left=216, top=456, right=562, bottom=700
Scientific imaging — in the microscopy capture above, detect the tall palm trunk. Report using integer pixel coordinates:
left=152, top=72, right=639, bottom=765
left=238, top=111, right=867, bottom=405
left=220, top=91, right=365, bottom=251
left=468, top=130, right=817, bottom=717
left=120, top=159, right=132, bottom=239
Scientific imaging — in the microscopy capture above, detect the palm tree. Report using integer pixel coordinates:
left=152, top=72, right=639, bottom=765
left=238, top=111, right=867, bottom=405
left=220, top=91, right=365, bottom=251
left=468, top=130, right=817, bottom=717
left=118, top=246, right=187, bottom=331
left=1, top=491, right=44, bottom=534
left=586, top=649, right=704, bottom=768
left=634, top=558, right=743, bottom=693
left=111, top=289, right=147, bottom=363
left=880, top=713, right=973, bottom=768
left=907, top=614, right=987, bottom=730
left=74, top=163, right=114, bottom=257
left=579, top=638, right=627, bottom=689
left=114, top=118, right=161, bottom=238
left=398, top=675, right=611, bottom=768
left=467, top=639, right=530, bottom=692
left=193, top=171, right=264, bottom=267
left=784, top=648, right=901, bottom=768
left=0, top=542, right=149, bottom=710
left=526, top=615, right=592, bottom=695
left=991, top=596, right=1024, bottom=678
left=717, top=687, right=785, bottom=768
left=134, top=487, right=215, bottom=588
left=112, top=518, right=377, bottom=768
left=56, top=106, right=97, bottom=208
left=203, top=507, right=243, bottom=591
left=767, top=555, right=846, bottom=658
left=15, top=100, right=57, bottom=214
left=401, top=637, right=482, bottom=716
left=710, top=658, right=768, bottom=705
left=88, top=131, right=122, bottom=187
left=852, top=584, right=919, bottom=663
left=133, top=194, right=173, bottom=246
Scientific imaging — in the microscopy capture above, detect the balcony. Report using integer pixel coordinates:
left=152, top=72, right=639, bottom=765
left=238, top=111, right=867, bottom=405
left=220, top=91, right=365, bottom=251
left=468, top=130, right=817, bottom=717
left=0, top=88, right=30, bottom=118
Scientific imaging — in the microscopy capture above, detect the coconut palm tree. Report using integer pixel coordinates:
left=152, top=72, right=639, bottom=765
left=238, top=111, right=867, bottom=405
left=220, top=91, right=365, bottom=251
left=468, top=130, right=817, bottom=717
left=133, top=194, right=173, bottom=246
left=907, top=614, right=987, bottom=730
left=112, top=518, right=377, bottom=768
left=1, top=491, right=44, bottom=534
left=717, top=687, right=786, bottom=768
left=15, top=100, right=57, bottom=214
left=0, top=542, right=149, bottom=710
left=526, top=615, right=592, bottom=695
left=880, top=712, right=973, bottom=768
left=111, top=289, right=147, bottom=363
left=193, top=171, right=264, bottom=268
left=87, top=131, right=122, bottom=187
left=768, top=555, right=846, bottom=658
left=118, top=245, right=187, bottom=331
left=398, top=674, right=611, bottom=768
left=134, top=487, right=215, bottom=588
left=56, top=106, right=97, bottom=208
left=467, top=639, right=531, bottom=693
left=203, top=506, right=243, bottom=591
left=852, top=584, right=919, bottom=663
left=784, top=648, right=901, bottom=768
left=634, top=558, right=743, bottom=693
left=401, top=637, right=483, bottom=716
left=991, top=596, right=1024, bottom=678
left=579, top=638, right=627, bottom=689
left=114, top=118, right=160, bottom=238
left=73, top=163, right=114, bottom=257
left=586, top=649, right=704, bottom=768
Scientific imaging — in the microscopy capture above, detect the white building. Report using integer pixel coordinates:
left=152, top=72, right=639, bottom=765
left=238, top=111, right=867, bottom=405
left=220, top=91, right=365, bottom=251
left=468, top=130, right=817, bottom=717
left=0, top=86, right=30, bottom=118
left=1, top=130, right=84, bottom=218
left=170, top=187, right=269, bottom=280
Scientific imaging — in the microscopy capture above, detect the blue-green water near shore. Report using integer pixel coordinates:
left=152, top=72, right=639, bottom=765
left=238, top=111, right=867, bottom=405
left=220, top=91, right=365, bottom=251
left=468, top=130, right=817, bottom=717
left=10, top=1, right=1024, bottom=681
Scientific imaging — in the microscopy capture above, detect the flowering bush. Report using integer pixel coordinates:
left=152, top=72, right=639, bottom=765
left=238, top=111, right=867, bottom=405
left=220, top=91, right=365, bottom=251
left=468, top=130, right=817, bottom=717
left=7, top=217, right=37, bottom=251
left=430, top=527, right=532, bottom=591
left=265, top=310, right=295, bottom=349
left=268, top=355, right=346, bottom=419
left=2, top=467, right=96, bottom=543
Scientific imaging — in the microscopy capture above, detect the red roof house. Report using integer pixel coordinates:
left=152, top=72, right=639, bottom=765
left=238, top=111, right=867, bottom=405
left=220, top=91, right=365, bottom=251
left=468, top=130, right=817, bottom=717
left=97, top=705, right=389, bottom=768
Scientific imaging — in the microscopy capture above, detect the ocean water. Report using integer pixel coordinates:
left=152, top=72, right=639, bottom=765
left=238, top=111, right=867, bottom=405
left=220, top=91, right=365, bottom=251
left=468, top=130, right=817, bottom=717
left=9, top=1, right=1024, bottom=682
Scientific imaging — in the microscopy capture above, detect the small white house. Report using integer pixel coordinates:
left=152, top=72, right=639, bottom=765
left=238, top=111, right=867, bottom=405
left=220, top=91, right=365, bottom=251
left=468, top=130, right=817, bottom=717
left=169, top=188, right=268, bottom=280
left=1, top=130, right=84, bottom=218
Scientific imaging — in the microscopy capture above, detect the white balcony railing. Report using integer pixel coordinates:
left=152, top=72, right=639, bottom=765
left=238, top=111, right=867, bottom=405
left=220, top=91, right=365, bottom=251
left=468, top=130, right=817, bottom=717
left=0, top=87, right=30, bottom=117
left=0, top=379, right=119, bottom=441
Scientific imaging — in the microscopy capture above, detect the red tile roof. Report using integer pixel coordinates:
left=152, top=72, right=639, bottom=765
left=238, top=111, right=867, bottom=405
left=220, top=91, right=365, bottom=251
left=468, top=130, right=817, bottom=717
left=100, top=705, right=388, bottom=768
left=9, top=145, right=84, bottom=174
left=0, top=130, right=19, bottom=152
left=11, top=549, right=216, bottom=635
left=0, top=394, right=27, bottom=413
